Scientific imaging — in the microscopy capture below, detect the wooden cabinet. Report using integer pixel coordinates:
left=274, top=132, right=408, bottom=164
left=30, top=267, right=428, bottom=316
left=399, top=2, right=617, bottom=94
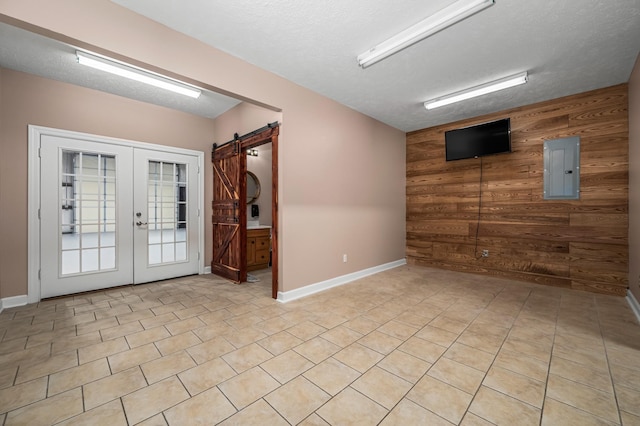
left=247, top=228, right=270, bottom=271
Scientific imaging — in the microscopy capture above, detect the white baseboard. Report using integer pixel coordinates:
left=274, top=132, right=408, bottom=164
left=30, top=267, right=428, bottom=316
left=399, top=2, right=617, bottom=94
left=203, top=266, right=211, bottom=275
left=627, top=290, right=640, bottom=325
left=0, top=295, right=29, bottom=313
left=277, top=259, right=407, bottom=304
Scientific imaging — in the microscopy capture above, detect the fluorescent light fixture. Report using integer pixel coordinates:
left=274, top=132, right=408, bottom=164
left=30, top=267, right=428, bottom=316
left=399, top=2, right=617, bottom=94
left=76, top=51, right=201, bottom=99
left=357, top=0, right=494, bottom=68
left=424, top=72, right=528, bottom=110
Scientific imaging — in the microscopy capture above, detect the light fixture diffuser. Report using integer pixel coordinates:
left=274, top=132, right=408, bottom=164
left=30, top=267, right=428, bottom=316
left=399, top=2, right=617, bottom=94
left=76, top=51, right=201, bottom=99
left=424, top=72, right=528, bottom=110
left=357, top=0, right=495, bottom=68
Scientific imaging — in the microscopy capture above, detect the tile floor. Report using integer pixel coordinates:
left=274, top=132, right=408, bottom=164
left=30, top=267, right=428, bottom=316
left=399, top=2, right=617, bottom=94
left=1, top=265, right=639, bottom=425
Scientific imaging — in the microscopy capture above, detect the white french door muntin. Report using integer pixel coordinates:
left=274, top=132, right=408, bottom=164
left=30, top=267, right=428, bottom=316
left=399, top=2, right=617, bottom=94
left=28, top=126, right=204, bottom=302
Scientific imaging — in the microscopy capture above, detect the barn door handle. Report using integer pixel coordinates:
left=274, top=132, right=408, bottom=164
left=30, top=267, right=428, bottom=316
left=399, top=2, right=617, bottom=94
left=565, top=170, right=573, bottom=174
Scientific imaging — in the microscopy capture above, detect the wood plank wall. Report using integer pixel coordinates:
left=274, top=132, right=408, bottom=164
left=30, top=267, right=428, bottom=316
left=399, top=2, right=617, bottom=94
left=406, top=84, right=629, bottom=296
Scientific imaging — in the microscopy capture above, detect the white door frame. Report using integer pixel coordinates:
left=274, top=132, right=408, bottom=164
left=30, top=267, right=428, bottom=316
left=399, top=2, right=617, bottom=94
left=28, top=125, right=205, bottom=303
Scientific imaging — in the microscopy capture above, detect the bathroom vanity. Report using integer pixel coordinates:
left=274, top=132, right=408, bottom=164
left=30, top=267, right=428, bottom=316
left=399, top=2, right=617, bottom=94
left=247, top=227, right=270, bottom=271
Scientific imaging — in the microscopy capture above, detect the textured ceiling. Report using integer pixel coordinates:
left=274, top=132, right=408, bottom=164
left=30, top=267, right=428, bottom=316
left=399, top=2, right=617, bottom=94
left=111, top=0, right=640, bottom=131
left=2, top=1, right=639, bottom=131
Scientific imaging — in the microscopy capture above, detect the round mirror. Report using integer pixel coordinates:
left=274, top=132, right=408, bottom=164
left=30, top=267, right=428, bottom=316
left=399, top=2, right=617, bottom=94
left=247, top=171, right=261, bottom=204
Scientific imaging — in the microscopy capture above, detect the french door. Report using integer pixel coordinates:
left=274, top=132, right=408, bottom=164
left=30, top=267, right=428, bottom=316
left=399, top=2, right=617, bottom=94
left=38, top=131, right=201, bottom=299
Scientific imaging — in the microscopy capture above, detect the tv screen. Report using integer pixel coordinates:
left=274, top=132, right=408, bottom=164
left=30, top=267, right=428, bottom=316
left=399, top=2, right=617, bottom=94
left=445, top=118, right=511, bottom=161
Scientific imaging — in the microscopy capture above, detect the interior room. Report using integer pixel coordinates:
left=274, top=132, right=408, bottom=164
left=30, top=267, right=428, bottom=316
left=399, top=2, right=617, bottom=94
left=1, top=1, right=639, bottom=425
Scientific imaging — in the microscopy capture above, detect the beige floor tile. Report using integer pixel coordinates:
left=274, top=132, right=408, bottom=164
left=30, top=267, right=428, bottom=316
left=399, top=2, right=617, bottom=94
left=502, top=336, right=553, bottom=363
left=550, top=355, right=614, bottom=393
left=193, top=322, right=235, bottom=342
left=293, top=336, right=341, bottom=364
left=186, top=336, right=236, bottom=364
left=24, top=327, right=75, bottom=349
left=3, top=320, right=54, bottom=341
left=5, top=387, right=83, bottom=425
left=351, top=366, right=412, bottom=409
left=0, top=365, right=17, bottom=389
left=83, top=366, right=148, bottom=410
left=48, top=358, right=110, bottom=396
left=225, top=314, right=263, bottom=330
left=542, top=398, right=618, bottom=426
left=218, top=399, right=289, bottom=426
left=164, top=386, right=237, bottom=425
left=99, top=320, right=144, bottom=341
left=0, top=376, right=47, bottom=413
left=125, top=326, right=171, bottom=348
left=108, top=343, right=162, bottom=373
left=443, top=342, right=496, bottom=372
left=460, top=412, right=495, bottom=425
left=165, top=317, right=206, bottom=336
left=223, top=327, right=268, bottom=348
left=173, top=305, right=208, bottom=320
left=621, top=411, right=640, bottom=425
left=483, top=365, right=546, bottom=408
left=265, top=376, right=331, bottom=424
left=380, top=399, right=454, bottom=426
left=116, top=308, right=155, bottom=325
left=320, top=325, right=363, bottom=347
left=303, top=357, right=360, bottom=395
left=493, top=348, right=549, bottom=382
left=343, top=316, right=380, bottom=335
left=218, top=366, right=280, bottom=409
left=408, top=375, right=473, bottom=424
left=553, top=343, right=610, bottom=372
left=140, top=312, right=179, bottom=329
left=358, top=330, right=403, bottom=355
left=377, top=320, right=420, bottom=340
left=399, top=336, right=447, bottom=363
left=76, top=317, right=119, bottom=336
left=56, top=399, right=128, bottom=426
left=178, top=357, right=237, bottom=395
left=333, top=342, right=384, bottom=373
left=122, top=376, right=190, bottom=425
left=15, top=350, right=78, bottom=384
left=0, top=336, right=27, bottom=355
left=429, top=315, right=469, bottom=335
left=50, top=331, right=102, bottom=355
left=469, top=385, right=541, bottom=426
left=546, top=374, right=619, bottom=423
left=222, top=342, right=273, bottom=373
left=78, top=336, right=129, bottom=364
left=616, top=384, right=640, bottom=417
left=136, top=413, right=168, bottom=426
left=260, top=349, right=314, bottom=384
left=141, top=350, right=197, bottom=384
left=377, top=349, right=431, bottom=383
left=316, top=387, right=388, bottom=425
left=257, top=331, right=303, bottom=356
left=457, top=330, right=505, bottom=355
left=428, top=357, right=485, bottom=394
left=287, top=321, right=327, bottom=341
left=416, top=325, right=459, bottom=347
left=154, top=331, right=201, bottom=356
left=610, top=363, right=640, bottom=392
left=197, top=309, right=232, bottom=326
left=298, top=413, right=330, bottom=425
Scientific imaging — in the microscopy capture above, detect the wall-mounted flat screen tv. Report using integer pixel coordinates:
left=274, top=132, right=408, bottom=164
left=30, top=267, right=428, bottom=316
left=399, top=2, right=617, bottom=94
left=445, top=118, right=511, bottom=161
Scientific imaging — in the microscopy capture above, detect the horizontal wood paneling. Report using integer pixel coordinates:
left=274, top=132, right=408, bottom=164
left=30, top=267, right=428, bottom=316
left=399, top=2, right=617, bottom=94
left=406, top=84, right=629, bottom=296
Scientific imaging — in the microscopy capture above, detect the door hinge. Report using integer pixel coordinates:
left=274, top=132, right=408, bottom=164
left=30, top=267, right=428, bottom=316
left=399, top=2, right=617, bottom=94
left=38, top=208, right=41, bottom=220
left=197, top=208, right=200, bottom=217
left=198, top=252, right=201, bottom=260
left=38, top=269, right=41, bottom=280
left=38, top=147, right=42, bottom=158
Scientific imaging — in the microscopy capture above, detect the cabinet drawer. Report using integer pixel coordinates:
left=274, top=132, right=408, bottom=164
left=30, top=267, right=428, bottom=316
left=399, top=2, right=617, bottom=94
left=255, top=237, right=270, bottom=251
left=255, top=249, right=269, bottom=265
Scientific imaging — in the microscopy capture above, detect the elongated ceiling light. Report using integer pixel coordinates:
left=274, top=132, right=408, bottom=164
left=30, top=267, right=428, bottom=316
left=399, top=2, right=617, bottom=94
left=76, top=51, right=201, bottom=99
left=424, top=72, right=528, bottom=110
left=357, top=0, right=495, bottom=68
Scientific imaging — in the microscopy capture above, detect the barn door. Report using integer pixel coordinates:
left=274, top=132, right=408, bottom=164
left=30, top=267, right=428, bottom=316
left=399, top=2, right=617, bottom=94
left=211, top=140, right=246, bottom=282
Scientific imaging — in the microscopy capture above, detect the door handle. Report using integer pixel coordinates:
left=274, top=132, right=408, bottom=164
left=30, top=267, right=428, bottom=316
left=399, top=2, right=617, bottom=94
left=136, top=221, right=148, bottom=226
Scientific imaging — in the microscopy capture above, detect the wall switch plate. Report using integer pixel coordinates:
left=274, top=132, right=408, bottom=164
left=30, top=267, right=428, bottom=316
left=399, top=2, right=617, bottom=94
left=343, top=254, right=348, bottom=263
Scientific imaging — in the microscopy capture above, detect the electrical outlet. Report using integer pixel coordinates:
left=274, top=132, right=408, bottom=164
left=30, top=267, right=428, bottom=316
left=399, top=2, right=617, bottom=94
left=481, top=250, right=489, bottom=258
left=343, top=254, right=348, bottom=263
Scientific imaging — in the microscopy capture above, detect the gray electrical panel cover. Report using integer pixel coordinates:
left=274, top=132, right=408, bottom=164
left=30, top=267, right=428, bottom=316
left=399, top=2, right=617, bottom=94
left=543, top=136, right=580, bottom=200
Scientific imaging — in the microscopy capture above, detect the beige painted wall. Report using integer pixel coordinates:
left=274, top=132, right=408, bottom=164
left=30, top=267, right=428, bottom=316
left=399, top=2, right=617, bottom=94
left=0, top=1, right=406, bottom=297
left=0, top=68, right=216, bottom=298
left=629, top=53, right=640, bottom=302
